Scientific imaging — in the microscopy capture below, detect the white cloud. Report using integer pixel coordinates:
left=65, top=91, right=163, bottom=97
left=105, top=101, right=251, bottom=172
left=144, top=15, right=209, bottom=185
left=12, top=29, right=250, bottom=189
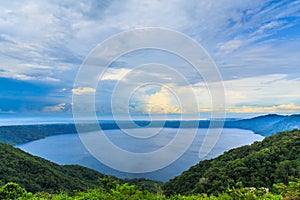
left=145, top=86, right=182, bottom=114
left=215, top=39, right=300, bottom=80
left=222, top=74, right=300, bottom=106
left=0, top=1, right=299, bottom=113
left=100, top=68, right=131, bottom=81
left=43, top=103, right=69, bottom=112
left=218, top=39, right=243, bottom=54
left=72, top=87, right=96, bottom=95
left=0, top=34, right=75, bottom=81
left=253, top=21, right=283, bottom=35
left=227, top=103, right=300, bottom=113
left=101, top=73, right=300, bottom=114
left=1, top=0, right=299, bottom=83
left=132, top=74, right=300, bottom=114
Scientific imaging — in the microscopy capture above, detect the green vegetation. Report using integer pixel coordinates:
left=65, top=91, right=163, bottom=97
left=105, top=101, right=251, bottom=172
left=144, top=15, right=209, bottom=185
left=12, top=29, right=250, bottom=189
left=163, top=129, right=300, bottom=196
left=0, top=141, right=107, bottom=193
left=0, top=142, right=162, bottom=194
left=0, top=128, right=299, bottom=199
left=0, top=180, right=291, bottom=199
left=0, top=124, right=84, bottom=145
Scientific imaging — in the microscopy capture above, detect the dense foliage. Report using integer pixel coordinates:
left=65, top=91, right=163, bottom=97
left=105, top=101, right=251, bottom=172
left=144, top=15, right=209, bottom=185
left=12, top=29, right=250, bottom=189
left=0, top=124, right=85, bottom=144
left=1, top=180, right=293, bottom=200
left=0, top=141, right=106, bottom=193
left=0, top=123, right=299, bottom=199
left=0, top=142, right=161, bottom=194
left=163, top=129, right=300, bottom=196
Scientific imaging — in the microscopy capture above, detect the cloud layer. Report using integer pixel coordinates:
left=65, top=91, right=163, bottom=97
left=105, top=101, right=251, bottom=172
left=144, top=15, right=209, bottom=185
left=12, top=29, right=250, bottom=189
left=0, top=0, right=299, bottom=115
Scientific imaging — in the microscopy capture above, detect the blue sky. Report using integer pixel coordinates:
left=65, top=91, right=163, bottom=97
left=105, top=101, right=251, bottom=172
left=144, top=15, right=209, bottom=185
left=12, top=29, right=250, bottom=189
left=0, top=0, right=300, bottom=117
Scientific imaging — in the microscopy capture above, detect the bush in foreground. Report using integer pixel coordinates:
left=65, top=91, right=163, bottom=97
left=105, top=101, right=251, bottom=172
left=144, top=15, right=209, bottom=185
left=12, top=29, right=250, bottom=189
left=1, top=181, right=294, bottom=200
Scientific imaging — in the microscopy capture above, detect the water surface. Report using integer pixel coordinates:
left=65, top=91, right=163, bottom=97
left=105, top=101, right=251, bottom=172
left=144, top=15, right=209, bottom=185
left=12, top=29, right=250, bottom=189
left=16, top=128, right=263, bottom=181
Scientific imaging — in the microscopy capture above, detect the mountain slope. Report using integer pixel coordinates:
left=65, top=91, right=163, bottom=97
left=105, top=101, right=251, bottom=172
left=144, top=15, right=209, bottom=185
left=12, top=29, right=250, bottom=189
left=263, top=114, right=300, bottom=134
left=0, top=142, right=162, bottom=194
left=0, top=142, right=106, bottom=193
left=225, top=114, right=300, bottom=136
left=163, top=129, right=300, bottom=196
left=1, top=114, right=300, bottom=145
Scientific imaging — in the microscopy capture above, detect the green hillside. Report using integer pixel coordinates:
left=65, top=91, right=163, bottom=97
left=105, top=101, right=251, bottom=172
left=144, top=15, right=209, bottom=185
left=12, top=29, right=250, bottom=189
left=1, top=130, right=300, bottom=199
left=0, top=124, right=83, bottom=145
left=0, top=141, right=117, bottom=193
left=0, top=142, right=161, bottom=194
left=163, top=129, right=300, bottom=196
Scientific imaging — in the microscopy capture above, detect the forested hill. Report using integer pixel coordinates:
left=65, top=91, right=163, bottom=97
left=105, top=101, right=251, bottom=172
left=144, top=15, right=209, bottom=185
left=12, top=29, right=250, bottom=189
left=163, top=129, right=300, bottom=196
left=225, top=114, right=300, bottom=136
left=1, top=129, right=298, bottom=199
left=0, top=142, right=101, bottom=193
left=1, top=114, right=300, bottom=145
left=0, top=142, right=162, bottom=194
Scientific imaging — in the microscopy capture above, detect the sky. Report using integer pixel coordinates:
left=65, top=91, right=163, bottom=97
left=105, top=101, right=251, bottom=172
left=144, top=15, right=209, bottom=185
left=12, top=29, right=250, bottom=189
left=0, top=0, right=300, bottom=118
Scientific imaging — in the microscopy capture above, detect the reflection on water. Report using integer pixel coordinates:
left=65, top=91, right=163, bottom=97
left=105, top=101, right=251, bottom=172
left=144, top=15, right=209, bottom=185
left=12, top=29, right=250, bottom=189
left=16, top=128, right=263, bottom=182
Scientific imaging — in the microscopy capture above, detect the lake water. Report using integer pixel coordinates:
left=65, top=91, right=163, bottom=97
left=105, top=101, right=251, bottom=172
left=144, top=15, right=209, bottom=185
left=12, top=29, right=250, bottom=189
left=16, top=128, right=264, bottom=182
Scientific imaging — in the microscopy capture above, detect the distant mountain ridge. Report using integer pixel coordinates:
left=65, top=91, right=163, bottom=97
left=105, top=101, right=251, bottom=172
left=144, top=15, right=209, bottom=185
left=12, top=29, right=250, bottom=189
left=225, top=114, right=300, bottom=136
left=0, top=114, right=299, bottom=144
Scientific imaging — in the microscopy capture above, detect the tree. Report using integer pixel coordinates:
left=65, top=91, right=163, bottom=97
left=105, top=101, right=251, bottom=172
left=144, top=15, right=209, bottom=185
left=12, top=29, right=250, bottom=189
left=0, top=182, right=28, bottom=199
